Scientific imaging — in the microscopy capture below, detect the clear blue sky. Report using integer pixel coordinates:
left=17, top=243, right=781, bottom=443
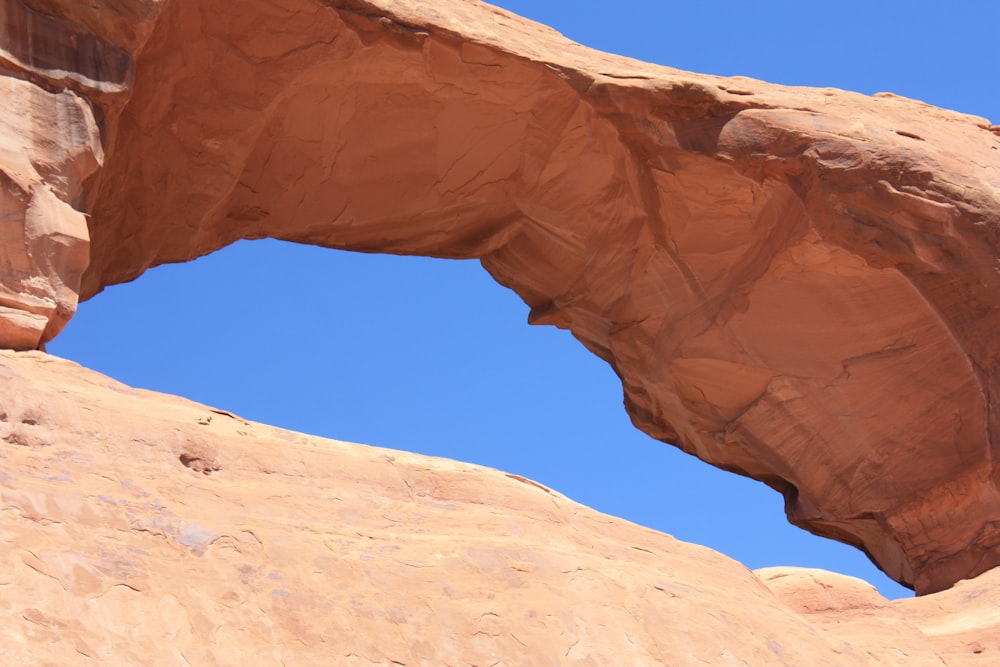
left=50, top=1, right=998, bottom=600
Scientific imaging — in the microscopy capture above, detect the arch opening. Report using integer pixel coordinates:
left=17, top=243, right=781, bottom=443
left=49, top=237, right=913, bottom=598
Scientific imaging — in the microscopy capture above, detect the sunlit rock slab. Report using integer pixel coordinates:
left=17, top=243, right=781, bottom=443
left=3, top=350, right=997, bottom=665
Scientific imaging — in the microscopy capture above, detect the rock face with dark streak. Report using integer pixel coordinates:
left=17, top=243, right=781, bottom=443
left=2, top=0, right=1000, bottom=595
left=0, top=0, right=163, bottom=348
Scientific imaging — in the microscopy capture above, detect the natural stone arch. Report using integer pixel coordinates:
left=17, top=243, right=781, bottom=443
left=5, top=0, right=1000, bottom=593
left=55, top=236, right=909, bottom=598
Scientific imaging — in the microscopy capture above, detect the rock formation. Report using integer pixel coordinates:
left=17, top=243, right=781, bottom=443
left=1, top=349, right=998, bottom=664
left=2, top=0, right=999, bottom=600
left=0, top=0, right=162, bottom=348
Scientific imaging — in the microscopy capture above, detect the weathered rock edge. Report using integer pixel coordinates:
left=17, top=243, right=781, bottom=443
left=2, top=0, right=999, bottom=593
left=1, top=349, right=998, bottom=665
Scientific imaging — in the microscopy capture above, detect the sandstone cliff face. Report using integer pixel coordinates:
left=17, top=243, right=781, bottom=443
left=2, top=0, right=999, bottom=596
left=0, top=0, right=163, bottom=348
left=1, top=350, right=997, bottom=665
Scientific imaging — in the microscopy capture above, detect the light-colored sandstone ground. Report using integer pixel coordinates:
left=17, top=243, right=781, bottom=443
left=0, top=350, right=996, bottom=665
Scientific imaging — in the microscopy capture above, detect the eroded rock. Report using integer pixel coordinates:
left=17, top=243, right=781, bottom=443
left=2, top=0, right=999, bottom=593
left=0, top=76, right=98, bottom=348
left=1, top=349, right=998, bottom=664
left=0, top=0, right=164, bottom=348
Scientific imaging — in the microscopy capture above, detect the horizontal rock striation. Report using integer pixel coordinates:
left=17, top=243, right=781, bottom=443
left=0, top=0, right=166, bottom=348
left=1, top=349, right=997, bottom=664
left=2, top=0, right=999, bottom=594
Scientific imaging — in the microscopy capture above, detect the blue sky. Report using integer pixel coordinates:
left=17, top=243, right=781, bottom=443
left=50, top=1, right=998, bottom=600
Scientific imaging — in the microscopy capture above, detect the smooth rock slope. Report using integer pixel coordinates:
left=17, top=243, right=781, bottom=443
left=1, top=350, right=997, bottom=665
left=2, top=0, right=999, bottom=594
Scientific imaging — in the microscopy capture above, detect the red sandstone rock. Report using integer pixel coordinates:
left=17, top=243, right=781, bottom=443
left=1, top=349, right=997, bottom=664
left=0, top=0, right=163, bottom=348
left=2, top=0, right=999, bottom=594
left=759, top=565, right=1000, bottom=666
left=0, top=75, right=96, bottom=348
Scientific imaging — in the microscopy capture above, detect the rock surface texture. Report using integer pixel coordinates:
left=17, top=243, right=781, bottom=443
left=1, top=0, right=999, bottom=598
left=1, top=350, right=998, bottom=665
left=0, top=0, right=162, bottom=349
